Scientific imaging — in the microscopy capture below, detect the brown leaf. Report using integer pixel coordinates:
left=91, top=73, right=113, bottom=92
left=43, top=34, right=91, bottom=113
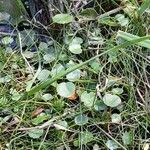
left=68, top=91, right=78, bottom=101
left=32, top=107, right=44, bottom=117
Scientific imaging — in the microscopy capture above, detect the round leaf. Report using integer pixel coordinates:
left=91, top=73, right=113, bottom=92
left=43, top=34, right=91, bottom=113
left=106, top=140, right=119, bottom=150
left=52, top=14, right=73, bottom=24
left=50, top=63, right=65, bottom=77
left=37, top=69, right=50, bottom=81
left=112, top=88, right=123, bottom=95
left=57, top=82, right=75, bottom=98
left=111, top=113, right=122, bottom=123
left=69, top=43, right=82, bottom=54
left=79, top=8, right=97, bottom=20
left=55, top=120, right=68, bottom=130
left=66, top=69, right=81, bottom=81
left=74, top=114, right=88, bottom=126
left=115, top=14, right=129, bottom=27
left=103, top=94, right=121, bottom=107
left=81, top=91, right=95, bottom=108
left=27, top=129, right=44, bottom=139
left=80, top=131, right=94, bottom=145
left=122, top=131, right=132, bottom=145
left=43, top=54, right=55, bottom=63
left=56, top=120, right=68, bottom=128
left=94, top=101, right=107, bottom=111
left=39, top=42, right=48, bottom=51
left=72, top=37, right=83, bottom=44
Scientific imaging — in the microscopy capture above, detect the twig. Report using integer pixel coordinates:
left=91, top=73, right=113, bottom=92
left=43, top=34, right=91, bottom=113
left=137, top=88, right=145, bottom=104
left=0, top=32, right=16, bottom=36
left=97, top=7, right=123, bottom=19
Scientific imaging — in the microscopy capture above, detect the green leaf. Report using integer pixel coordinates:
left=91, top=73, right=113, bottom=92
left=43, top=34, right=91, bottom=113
left=112, top=88, right=123, bottom=95
left=98, top=17, right=118, bottom=26
left=1, top=37, right=14, bottom=45
left=88, top=36, right=104, bottom=45
left=79, top=8, right=97, bottom=20
left=43, top=54, right=55, bottom=63
left=27, top=129, right=44, bottom=139
left=42, top=93, right=54, bottom=101
left=10, top=88, right=21, bottom=101
left=94, top=101, right=107, bottom=111
left=32, top=115, right=49, bottom=125
left=66, top=69, right=81, bottom=81
left=56, top=120, right=68, bottom=128
left=54, top=120, right=68, bottom=130
left=52, top=14, right=74, bottom=24
left=74, top=114, right=88, bottom=126
left=111, top=113, right=122, bottom=123
left=57, top=82, right=75, bottom=98
left=50, top=63, right=65, bottom=77
left=0, top=75, right=11, bottom=83
left=37, top=69, right=50, bottom=81
left=122, top=131, right=132, bottom=145
left=39, top=42, right=48, bottom=51
left=106, top=140, right=119, bottom=150
left=69, top=43, right=82, bottom=54
left=81, top=91, right=96, bottom=108
left=5, top=47, right=13, bottom=53
left=66, top=60, right=81, bottom=81
left=79, top=131, right=94, bottom=145
left=115, top=14, right=129, bottom=27
left=72, top=37, right=83, bottom=44
left=68, top=37, right=83, bottom=54
left=89, top=60, right=102, bottom=73
left=58, top=53, right=68, bottom=61
left=103, top=94, right=121, bottom=107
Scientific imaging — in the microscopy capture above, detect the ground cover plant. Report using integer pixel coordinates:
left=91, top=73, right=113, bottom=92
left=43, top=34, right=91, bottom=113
left=0, top=0, right=150, bottom=149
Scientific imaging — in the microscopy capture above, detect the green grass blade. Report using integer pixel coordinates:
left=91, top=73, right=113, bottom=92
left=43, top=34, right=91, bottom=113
left=27, top=36, right=150, bottom=96
left=138, top=0, right=150, bottom=15
left=117, top=30, right=150, bottom=49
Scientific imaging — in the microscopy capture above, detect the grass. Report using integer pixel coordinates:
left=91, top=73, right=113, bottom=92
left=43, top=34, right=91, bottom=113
left=0, top=0, right=150, bottom=150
